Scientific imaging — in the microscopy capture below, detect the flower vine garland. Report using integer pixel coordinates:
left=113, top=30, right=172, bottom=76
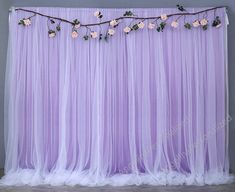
left=16, top=5, right=226, bottom=41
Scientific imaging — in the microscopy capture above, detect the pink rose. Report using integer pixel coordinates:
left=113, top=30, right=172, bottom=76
left=71, top=30, right=78, bottom=38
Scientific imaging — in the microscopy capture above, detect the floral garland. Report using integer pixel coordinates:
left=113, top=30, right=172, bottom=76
left=16, top=5, right=225, bottom=41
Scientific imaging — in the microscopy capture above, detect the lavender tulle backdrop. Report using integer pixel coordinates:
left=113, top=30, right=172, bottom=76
left=0, top=7, right=233, bottom=186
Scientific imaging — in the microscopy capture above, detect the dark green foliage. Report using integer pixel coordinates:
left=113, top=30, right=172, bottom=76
left=184, top=23, right=191, bottom=29
left=177, top=4, right=186, bottom=12
left=157, top=22, right=166, bottom=32
left=83, top=35, right=89, bottom=40
left=123, top=11, right=134, bottom=16
left=212, top=16, right=221, bottom=27
left=132, top=24, right=139, bottom=30
left=202, top=25, right=208, bottom=31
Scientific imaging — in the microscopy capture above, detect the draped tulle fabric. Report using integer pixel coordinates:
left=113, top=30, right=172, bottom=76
left=0, top=7, right=233, bottom=186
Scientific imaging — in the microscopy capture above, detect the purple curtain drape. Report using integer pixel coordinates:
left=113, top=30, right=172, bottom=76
left=0, top=7, right=233, bottom=186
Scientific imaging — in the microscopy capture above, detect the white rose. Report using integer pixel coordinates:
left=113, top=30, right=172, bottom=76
left=74, top=23, right=80, bottom=29
left=171, top=21, right=179, bottom=28
left=200, top=18, right=208, bottom=26
left=124, top=26, right=131, bottom=33
left=137, top=22, right=145, bottom=29
left=108, top=28, right=115, bottom=36
left=24, top=19, right=31, bottom=26
left=90, top=31, right=98, bottom=38
left=94, top=10, right=101, bottom=17
left=71, top=31, right=78, bottom=38
left=110, top=19, right=118, bottom=27
left=148, top=22, right=155, bottom=29
left=161, top=14, right=168, bottom=21
left=192, top=20, right=200, bottom=27
left=49, top=32, right=56, bottom=38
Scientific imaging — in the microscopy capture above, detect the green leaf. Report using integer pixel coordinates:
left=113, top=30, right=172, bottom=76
left=157, top=22, right=166, bottom=32
left=56, top=25, right=61, bottom=31
left=184, top=23, right=191, bottom=29
left=18, top=20, right=24, bottom=25
left=176, top=4, right=186, bottom=12
left=123, top=11, right=134, bottom=16
left=73, top=19, right=80, bottom=24
left=48, top=30, right=56, bottom=34
left=83, top=35, right=89, bottom=40
left=104, top=34, right=109, bottom=42
left=132, top=24, right=139, bottom=30
left=212, top=16, right=221, bottom=27
left=202, top=25, right=208, bottom=31
left=50, top=19, right=55, bottom=24
left=160, top=22, right=166, bottom=28
left=99, top=33, right=103, bottom=40
left=18, top=18, right=27, bottom=26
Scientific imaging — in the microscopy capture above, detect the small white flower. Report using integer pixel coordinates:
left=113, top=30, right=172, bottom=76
left=200, top=18, right=208, bottom=26
left=23, top=18, right=31, bottom=26
left=94, top=10, right=102, bottom=18
left=90, top=31, right=98, bottom=38
left=49, top=32, right=56, bottom=38
left=71, top=30, right=78, bottom=38
left=192, top=20, right=200, bottom=27
left=110, top=19, right=118, bottom=27
left=161, top=14, right=168, bottom=21
left=94, top=10, right=100, bottom=17
left=108, top=28, right=115, bottom=36
left=148, top=22, right=155, bottom=29
left=124, top=26, right=131, bottom=33
left=171, top=21, right=179, bottom=28
left=137, top=22, right=145, bottom=29
left=74, top=23, right=80, bottom=29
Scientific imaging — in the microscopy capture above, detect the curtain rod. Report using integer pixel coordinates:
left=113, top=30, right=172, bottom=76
left=9, top=7, right=16, bottom=12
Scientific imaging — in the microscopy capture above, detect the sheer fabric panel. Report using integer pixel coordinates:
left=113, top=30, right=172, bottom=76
left=0, top=7, right=233, bottom=186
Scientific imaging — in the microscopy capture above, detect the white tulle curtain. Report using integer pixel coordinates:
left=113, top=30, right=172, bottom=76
left=0, top=7, right=233, bottom=186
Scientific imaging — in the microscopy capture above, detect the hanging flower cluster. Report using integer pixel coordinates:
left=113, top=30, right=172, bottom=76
left=18, top=18, right=32, bottom=26
left=17, top=5, right=225, bottom=41
left=70, top=19, right=80, bottom=38
left=18, top=14, right=36, bottom=26
left=45, top=19, right=61, bottom=38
